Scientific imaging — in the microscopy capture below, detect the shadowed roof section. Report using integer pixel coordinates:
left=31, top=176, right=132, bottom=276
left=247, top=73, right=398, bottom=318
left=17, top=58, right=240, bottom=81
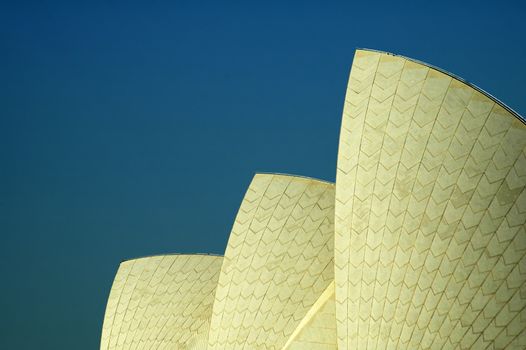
left=335, top=49, right=526, bottom=349
left=100, top=254, right=223, bottom=350
left=282, top=281, right=337, bottom=350
left=207, top=173, right=335, bottom=349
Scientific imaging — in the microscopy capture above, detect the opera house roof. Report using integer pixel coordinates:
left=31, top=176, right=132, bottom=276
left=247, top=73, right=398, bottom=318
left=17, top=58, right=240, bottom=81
left=100, top=49, right=526, bottom=349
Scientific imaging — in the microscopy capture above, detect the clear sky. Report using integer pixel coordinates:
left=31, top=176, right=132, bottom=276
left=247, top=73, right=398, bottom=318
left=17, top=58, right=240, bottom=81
left=1, top=0, right=525, bottom=348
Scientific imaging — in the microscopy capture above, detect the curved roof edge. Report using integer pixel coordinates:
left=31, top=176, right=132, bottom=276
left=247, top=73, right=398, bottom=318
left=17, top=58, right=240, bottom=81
left=253, top=172, right=335, bottom=186
left=120, top=252, right=223, bottom=264
left=356, top=48, right=525, bottom=125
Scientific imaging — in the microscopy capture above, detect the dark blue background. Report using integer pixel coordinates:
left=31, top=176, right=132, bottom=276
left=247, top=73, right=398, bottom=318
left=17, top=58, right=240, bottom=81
left=1, top=1, right=525, bottom=348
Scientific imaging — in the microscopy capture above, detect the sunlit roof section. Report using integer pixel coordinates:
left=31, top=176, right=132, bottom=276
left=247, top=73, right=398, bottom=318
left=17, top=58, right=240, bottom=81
left=208, top=173, right=335, bottom=349
left=100, top=254, right=223, bottom=350
left=335, top=49, right=526, bottom=349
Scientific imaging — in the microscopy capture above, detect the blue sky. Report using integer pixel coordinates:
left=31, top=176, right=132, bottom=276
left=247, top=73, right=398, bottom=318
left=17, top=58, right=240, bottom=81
left=1, top=0, right=525, bottom=348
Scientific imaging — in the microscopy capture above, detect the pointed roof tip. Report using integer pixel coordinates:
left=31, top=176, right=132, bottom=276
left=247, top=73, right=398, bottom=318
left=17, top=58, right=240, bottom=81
left=354, top=48, right=525, bottom=124
left=120, top=252, right=224, bottom=265
left=253, top=172, right=335, bottom=185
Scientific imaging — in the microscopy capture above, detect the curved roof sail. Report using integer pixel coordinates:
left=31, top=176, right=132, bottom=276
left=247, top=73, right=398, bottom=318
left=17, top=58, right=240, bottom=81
left=207, top=173, right=335, bottom=349
left=335, top=49, right=526, bottom=349
left=100, top=254, right=223, bottom=350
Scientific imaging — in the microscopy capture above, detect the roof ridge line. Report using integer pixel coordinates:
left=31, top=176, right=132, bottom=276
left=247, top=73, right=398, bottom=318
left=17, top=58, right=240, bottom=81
left=355, top=47, right=525, bottom=124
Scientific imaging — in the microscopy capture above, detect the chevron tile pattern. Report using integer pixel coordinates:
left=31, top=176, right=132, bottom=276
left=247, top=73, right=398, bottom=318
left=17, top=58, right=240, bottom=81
left=207, top=174, right=335, bottom=349
left=100, top=49, right=526, bottom=350
left=335, top=49, right=526, bottom=349
left=100, top=254, right=223, bottom=350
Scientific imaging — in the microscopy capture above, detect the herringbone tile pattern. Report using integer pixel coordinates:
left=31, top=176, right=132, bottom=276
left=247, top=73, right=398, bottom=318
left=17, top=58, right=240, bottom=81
left=335, top=49, right=526, bottom=349
left=207, top=174, right=335, bottom=349
left=100, top=254, right=223, bottom=350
